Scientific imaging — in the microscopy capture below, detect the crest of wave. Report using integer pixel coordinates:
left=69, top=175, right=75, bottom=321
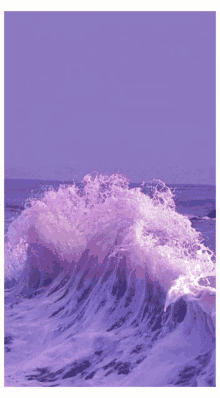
left=5, top=174, right=215, bottom=296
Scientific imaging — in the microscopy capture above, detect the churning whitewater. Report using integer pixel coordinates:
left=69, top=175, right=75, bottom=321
left=4, top=174, right=216, bottom=387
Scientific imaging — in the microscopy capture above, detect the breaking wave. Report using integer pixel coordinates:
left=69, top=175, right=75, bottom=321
left=4, top=174, right=216, bottom=387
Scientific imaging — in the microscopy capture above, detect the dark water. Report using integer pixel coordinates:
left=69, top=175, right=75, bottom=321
left=4, top=176, right=216, bottom=387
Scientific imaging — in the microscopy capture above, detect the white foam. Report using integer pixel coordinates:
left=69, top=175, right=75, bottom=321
left=5, top=173, right=215, bottom=297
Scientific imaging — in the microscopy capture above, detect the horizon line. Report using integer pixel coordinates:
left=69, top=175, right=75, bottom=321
left=4, top=177, right=216, bottom=186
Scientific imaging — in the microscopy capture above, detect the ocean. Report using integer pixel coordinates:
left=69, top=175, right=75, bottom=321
left=4, top=175, right=216, bottom=387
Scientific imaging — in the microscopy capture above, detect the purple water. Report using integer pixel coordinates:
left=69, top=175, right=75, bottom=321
left=4, top=175, right=216, bottom=386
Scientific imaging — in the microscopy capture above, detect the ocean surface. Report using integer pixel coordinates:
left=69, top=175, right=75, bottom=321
left=4, top=175, right=216, bottom=387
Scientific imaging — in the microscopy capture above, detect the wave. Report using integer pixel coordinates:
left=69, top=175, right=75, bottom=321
left=186, top=213, right=216, bottom=221
left=4, top=174, right=216, bottom=386
left=5, top=204, right=25, bottom=212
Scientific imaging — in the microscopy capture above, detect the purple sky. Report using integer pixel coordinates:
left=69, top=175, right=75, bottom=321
left=5, top=12, right=215, bottom=184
